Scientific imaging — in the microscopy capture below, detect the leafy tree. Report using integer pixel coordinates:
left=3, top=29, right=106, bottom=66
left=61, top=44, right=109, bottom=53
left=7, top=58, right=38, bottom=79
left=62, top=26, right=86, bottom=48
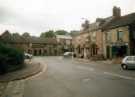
left=12, top=33, right=20, bottom=37
left=0, top=43, right=24, bottom=74
left=40, top=30, right=56, bottom=38
left=22, top=32, right=30, bottom=38
left=69, top=30, right=80, bottom=37
left=1, top=30, right=11, bottom=38
left=0, top=30, right=12, bottom=42
left=55, top=30, right=68, bottom=35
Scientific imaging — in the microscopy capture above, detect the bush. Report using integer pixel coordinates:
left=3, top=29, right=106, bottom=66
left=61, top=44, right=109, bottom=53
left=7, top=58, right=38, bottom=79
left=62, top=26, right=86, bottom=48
left=0, top=43, right=24, bottom=74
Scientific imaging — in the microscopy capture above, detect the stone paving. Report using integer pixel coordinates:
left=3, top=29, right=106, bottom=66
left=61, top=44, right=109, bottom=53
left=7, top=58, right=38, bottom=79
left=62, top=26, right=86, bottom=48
left=0, top=59, right=45, bottom=97
left=0, top=61, right=42, bottom=82
left=2, top=80, right=25, bottom=97
left=0, top=83, right=8, bottom=97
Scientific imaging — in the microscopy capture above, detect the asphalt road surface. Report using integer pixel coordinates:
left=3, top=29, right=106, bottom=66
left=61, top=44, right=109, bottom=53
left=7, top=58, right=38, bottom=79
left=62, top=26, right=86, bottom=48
left=23, top=56, right=135, bottom=97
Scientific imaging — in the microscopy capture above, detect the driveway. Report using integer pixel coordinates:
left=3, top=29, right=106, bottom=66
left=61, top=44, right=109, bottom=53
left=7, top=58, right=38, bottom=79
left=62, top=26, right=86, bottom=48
left=24, top=56, right=135, bottom=97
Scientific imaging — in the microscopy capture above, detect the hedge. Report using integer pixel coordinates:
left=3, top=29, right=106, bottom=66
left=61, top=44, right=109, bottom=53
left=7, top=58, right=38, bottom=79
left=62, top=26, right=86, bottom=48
left=0, top=43, right=24, bottom=74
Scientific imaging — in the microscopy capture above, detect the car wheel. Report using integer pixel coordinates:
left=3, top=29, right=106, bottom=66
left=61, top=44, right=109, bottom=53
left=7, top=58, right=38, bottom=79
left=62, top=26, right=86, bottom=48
left=121, top=64, right=128, bottom=70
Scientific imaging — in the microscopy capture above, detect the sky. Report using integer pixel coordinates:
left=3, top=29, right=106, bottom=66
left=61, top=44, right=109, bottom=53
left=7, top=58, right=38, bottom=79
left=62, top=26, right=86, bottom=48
left=0, top=0, right=135, bottom=36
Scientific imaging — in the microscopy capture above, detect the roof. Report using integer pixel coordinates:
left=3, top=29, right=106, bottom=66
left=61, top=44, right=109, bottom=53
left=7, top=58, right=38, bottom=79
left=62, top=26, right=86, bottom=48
left=27, top=37, right=57, bottom=44
left=79, top=17, right=113, bottom=35
left=89, top=22, right=100, bottom=31
left=0, top=33, right=57, bottom=44
left=56, top=35, right=72, bottom=39
left=102, top=13, right=135, bottom=30
left=0, top=33, right=28, bottom=43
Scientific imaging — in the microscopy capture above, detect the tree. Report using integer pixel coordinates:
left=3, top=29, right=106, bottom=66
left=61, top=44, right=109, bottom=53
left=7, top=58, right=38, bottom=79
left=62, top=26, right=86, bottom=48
left=55, top=30, right=68, bottom=35
left=22, top=32, right=30, bottom=38
left=12, top=33, right=20, bottom=37
left=1, top=30, right=11, bottom=38
left=69, top=30, right=80, bottom=37
left=0, top=43, right=24, bottom=74
left=40, top=30, right=56, bottom=38
left=0, top=30, right=12, bottom=42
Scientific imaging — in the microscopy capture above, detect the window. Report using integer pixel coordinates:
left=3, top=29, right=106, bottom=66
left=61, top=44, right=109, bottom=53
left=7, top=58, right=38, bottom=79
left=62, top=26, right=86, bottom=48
left=92, top=32, right=96, bottom=42
left=117, top=31, right=123, bottom=41
left=133, top=56, right=135, bottom=61
left=107, top=32, right=112, bottom=42
left=126, top=56, right=132, bottom=61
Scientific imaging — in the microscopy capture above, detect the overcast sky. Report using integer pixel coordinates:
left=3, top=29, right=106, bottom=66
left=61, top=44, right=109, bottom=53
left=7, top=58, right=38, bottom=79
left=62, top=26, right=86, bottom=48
left=0, top=0, right=134, bottom=36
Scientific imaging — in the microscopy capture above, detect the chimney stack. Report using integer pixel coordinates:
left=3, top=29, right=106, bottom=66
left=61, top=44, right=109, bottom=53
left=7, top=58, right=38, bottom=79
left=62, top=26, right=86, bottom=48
left=113, top=6, right=121, bottom=19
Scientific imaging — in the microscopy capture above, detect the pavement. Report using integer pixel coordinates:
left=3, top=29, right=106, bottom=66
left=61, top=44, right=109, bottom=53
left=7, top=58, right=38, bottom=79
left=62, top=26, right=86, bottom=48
left=75, top=58, right=113, bottom=65
left=0, top=58, right=46, bottom=97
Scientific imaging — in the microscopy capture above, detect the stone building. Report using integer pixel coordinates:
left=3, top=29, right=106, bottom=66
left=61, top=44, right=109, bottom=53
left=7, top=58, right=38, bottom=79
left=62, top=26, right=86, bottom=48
left=56, top=35, right=73, bottom=55
left=102, top=6, right=135, bottom=59
left=73, top=19, right=106, bottom=60
left=73, top=6, right=135, bottom=60
left=0, top=31, right=58, bottom=56
left=72, top=20, right=91, bottom=59
left=72, top=30, right=90, bottom=58
left=24, top=37, right=58, bottom=56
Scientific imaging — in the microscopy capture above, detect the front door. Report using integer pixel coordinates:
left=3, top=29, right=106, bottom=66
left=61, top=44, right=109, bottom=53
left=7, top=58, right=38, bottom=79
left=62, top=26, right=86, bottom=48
left=106, top=46, right=110, bottom=59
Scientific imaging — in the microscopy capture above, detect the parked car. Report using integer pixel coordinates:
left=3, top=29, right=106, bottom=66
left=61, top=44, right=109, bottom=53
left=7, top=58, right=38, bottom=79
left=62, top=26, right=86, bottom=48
left=24, top=53, right=33, bottom=59
left=63, top=52, right=73, bottom=57
left=121, top=56, right=135, bottom=70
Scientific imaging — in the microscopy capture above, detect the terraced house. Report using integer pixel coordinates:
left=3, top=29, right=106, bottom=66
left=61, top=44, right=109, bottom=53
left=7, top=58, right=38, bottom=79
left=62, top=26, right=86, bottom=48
left=73, top=6, right=135, bottom=60
left=73, top=19, right=105, bottom=60
left=0, top=31, right=73, bottom=56
left=0, top=31, right=58, bottom=56
left=103, top=6, right=135, bottom=59
left=56, top=35, right=73, bottom=54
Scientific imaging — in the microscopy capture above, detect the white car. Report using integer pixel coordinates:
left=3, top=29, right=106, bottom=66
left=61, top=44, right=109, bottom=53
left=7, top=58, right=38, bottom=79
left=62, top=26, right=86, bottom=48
left=121, top=56, right=135, bottom=70
left=24, top=53, right=33, bottom=59
left=63, top=52, right=73, bottom=57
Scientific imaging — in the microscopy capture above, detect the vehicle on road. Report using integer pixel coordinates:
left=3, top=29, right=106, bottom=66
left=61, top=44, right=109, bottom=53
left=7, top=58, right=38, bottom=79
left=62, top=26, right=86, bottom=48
left=24, top=53, right=33, bottom=59
left=121, top=56, right=135, bottom=70
left=63, top=52, right=73, bottom=57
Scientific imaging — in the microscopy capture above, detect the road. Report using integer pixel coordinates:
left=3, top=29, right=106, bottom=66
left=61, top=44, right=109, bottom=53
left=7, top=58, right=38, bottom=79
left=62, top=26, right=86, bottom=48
left=23, top=56, right=135, bottom=97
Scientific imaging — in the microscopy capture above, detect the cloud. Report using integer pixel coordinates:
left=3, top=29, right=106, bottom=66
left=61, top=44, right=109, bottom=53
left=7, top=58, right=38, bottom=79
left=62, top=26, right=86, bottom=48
left=0, top=0, right=134, bottom=36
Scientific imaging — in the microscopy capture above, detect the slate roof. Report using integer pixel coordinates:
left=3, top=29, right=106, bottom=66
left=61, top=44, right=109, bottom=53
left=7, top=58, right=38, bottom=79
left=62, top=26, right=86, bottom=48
left=26, top=37, right=57, bottom=44
left=102, top=13, right=135, bottom=30
left=79, top=17, right=113, bottom=34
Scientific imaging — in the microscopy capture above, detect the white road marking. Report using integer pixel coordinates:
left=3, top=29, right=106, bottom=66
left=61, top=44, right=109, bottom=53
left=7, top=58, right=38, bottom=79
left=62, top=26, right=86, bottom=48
left=76, top=66, right=94, bottom=71
left=104, top=72, right=135, bottom=81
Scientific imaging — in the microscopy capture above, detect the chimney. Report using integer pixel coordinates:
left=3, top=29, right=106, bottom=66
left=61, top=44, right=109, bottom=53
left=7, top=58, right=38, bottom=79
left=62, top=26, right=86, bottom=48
left=113, top=6, right=121, bottom=18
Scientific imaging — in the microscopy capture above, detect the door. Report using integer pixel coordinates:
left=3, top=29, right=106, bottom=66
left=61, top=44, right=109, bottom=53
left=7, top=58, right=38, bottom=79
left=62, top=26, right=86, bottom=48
left=106, top=46, right=110, bottom=59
